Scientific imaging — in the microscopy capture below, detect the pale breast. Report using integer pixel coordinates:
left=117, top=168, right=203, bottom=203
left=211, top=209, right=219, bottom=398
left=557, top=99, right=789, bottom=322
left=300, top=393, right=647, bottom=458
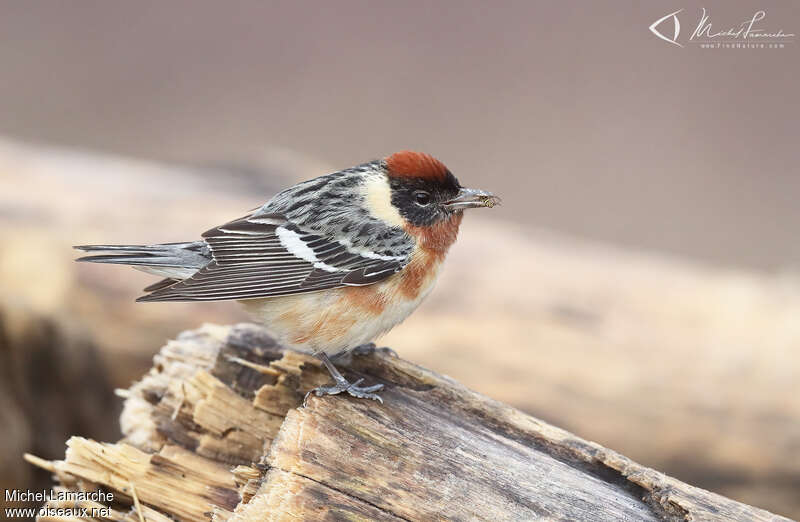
left=241, top=249, right=443, bottom=355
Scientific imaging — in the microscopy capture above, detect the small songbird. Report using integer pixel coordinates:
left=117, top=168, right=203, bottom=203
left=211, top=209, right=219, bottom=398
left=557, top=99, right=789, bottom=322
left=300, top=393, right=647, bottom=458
left=76, top=151, right=499, bottom=403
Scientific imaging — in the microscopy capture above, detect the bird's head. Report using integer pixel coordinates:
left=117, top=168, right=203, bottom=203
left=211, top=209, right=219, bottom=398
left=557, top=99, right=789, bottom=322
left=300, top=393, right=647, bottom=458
left=383, top=151, right=499, bottom=228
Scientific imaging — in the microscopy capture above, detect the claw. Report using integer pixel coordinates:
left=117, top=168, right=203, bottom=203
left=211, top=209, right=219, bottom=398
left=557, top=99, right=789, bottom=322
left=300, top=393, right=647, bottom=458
left=303, top=351, right=385, bottom=407
left=303, top=376, right=384, bottom=407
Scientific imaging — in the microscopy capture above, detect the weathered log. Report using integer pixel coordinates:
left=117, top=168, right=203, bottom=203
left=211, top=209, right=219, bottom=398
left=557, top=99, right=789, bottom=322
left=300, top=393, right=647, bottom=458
left=28, top=323, right=788, bottom=521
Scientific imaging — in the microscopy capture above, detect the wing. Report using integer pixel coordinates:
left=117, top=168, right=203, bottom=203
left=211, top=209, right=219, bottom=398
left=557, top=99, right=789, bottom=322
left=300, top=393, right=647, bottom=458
left=137, top=212, right=411, bottom=302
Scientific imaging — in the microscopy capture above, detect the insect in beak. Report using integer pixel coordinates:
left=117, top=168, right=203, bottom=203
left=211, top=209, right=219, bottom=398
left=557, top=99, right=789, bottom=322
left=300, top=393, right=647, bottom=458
left=444, top=187, right=501, bottom=210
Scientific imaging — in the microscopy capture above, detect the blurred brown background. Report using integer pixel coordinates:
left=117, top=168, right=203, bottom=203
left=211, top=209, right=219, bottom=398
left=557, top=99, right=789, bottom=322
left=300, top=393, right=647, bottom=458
left=0, top=0, right=798, bottom=519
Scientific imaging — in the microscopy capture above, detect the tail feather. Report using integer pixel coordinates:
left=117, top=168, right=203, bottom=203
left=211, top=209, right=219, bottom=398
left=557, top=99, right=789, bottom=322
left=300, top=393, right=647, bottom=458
left=76, top=244, right=170, bottom=252
left=74, top=241, right=211, bottom=281
left=75, top=253, right=191, bottom=267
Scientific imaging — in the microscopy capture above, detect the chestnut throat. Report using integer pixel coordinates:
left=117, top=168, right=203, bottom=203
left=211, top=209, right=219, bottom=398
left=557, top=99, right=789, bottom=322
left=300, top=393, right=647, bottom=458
left=404, top=212, right=463, bottom=258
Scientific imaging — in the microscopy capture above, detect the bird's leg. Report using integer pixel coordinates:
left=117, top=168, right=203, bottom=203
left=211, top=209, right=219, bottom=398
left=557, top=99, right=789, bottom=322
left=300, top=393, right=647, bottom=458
left=304, top=352, right=384, bottom=406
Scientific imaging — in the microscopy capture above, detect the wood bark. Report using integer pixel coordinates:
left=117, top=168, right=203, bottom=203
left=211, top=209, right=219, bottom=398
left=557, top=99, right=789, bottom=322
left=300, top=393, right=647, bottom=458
left=29, top=323, right=789, bottom=521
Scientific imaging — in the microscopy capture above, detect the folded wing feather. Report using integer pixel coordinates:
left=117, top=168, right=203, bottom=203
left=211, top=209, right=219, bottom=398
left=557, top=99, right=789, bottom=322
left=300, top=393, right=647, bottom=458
left=137, top=212, right=411, bottom=302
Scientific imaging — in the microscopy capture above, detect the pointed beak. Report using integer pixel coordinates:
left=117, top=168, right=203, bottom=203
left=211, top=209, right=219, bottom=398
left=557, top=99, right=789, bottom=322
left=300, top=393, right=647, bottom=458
left=444, top=187, right=501, bottom=210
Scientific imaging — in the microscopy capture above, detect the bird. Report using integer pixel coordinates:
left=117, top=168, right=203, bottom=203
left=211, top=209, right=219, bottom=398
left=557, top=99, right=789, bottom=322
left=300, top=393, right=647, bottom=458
left=76, top=151, right=499, bottom=403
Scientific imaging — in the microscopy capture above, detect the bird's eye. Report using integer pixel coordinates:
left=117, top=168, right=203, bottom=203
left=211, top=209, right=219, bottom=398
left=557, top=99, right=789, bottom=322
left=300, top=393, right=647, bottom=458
left=413, top=190, right=431, bottom=206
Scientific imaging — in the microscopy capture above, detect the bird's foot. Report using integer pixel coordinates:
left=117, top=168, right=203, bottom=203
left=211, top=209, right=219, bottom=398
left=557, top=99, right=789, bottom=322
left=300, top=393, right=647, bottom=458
left=303, top=376, right=384, bottom=407
left=351, top=342, right=398, bottom=358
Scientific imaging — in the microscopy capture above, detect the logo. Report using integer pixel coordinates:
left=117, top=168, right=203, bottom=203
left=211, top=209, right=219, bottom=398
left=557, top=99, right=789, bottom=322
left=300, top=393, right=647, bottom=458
left=649, top=9, right=684, bottom=47
left=649, top=8, right=795, bottom=49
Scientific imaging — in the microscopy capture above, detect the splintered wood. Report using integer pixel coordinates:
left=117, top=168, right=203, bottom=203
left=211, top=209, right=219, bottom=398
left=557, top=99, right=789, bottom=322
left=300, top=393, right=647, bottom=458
left=29, top=324, right=789, bottom=521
